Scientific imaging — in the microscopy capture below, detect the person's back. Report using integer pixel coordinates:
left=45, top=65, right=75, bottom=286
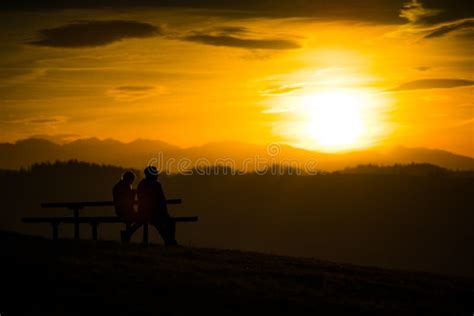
left=137, top=166, right=177, bottom=246
left=112, top=171, right=136, bottom=220
left=137, top=177, right=167, bottom=221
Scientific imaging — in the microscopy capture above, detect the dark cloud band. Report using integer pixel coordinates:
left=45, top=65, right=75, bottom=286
left=29, top=20, right=160, bottom=48
left=3, top=0, right=472, bottom=25
left=391, top=79, right=474, bottom=91
left=28, top=19, right=299, bottom=50
left=4, top=0, right=474, bottom=28
left=0, top=0, right=406, bottom=23
left=182, top=34, right=300, bottom=50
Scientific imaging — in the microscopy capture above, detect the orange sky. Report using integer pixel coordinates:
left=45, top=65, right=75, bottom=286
left=0, top=1, right=472, bottom=156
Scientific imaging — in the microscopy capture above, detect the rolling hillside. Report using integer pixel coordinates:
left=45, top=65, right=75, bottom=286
left=1, top=231, right=473, bottom=315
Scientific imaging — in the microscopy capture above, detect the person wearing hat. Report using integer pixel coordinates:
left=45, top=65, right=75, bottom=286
left=137, top=166, right=178, bottom=246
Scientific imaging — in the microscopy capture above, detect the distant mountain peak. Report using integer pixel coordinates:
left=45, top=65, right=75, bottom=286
left=0, top=137, right=473, bottom=171
left=15, top=138, right=58, bottom=147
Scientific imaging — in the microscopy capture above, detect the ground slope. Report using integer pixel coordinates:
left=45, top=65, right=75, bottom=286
left=1, top=231, right=473, bottom=315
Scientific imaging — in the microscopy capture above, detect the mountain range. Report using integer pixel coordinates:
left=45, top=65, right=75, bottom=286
left=0, top=137, right=473, bottom=171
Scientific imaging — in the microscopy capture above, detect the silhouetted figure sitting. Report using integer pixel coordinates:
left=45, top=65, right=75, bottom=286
left=113, top=171, right=142, bottom=242
left=137, top=166, right=178, bottom=246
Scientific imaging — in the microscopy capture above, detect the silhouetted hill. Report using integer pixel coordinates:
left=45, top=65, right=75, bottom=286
left=1, top=138, right=473, bottom=170
left=1, top=161, right=473, bottom=277
left=1, top=231, right=473, bottom=316
left=340, top=163, right=466, bottom=175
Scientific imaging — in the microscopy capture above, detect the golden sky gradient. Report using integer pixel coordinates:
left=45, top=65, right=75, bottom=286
left=0, top=1, right=472, bottom=155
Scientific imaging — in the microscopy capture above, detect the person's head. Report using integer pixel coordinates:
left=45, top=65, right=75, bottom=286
left=121, top=171, right=136, bottom=185
left=144, top=166, right=159, bottom=180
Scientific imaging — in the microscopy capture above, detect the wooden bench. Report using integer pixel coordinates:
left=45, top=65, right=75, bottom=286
left=22, top=199, right=198, bottom=244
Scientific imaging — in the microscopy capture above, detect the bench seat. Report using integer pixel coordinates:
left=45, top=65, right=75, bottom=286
left=23, top=216, right=198, bottom=223
left=22, top=216, right=198, bottom=242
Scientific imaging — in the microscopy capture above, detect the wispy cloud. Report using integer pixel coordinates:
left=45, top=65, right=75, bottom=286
left=2, top=115, right=68, bottom=125
left=423, top=18, right=474, bottom=39
left=391, top=78, right=474, bottom=91
left=175, top=25, right=300, bottom=50
left=399, top=0, right=442, bottom=23
left=108, top=85, right=164, bottom=101
left=394, top=1, right=474, bottom=40
left=260, top=85, right=302, bottom=96
left=414, top=66, right=432, bottom=72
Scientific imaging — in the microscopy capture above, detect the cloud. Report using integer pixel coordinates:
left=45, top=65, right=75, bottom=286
left=416, top=0, right=473, bottom=24
left=0, top=0, right=408, bottom=24
left=0, top=66, right=48, bottom=84
left=395, top=1, right=474, bottom=40
left=2, top=115, right=68, bottom=125
left=391, top=79, right=474, bottom=91
left=114, top=86, right=156, bottom=92
left=29, top=20, right=161, bottom=48
left=399, top=0, right=442, bottom=23
left=414, top=66, right=432, bottom=71
left=28, top=19, right=300, bottom=51
left=28, top=118, right=62, bottom=124
left=182, top=34, right=300, bottom=50
left=28, top=116, right=68, bottom=124
left=176, top=25, right=300, bottom=50
left=108, top=85, right=164, bottom=101
left=3, top=1, right=472, bottom=25
left=261, top=85, right=302, bottom=96
left=216, top=26, right=248, bottom=35
left=423, top=18, right=474, bottom=38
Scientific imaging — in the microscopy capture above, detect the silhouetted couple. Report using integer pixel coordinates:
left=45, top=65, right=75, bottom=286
left=112, top=166, right=177, bottom=246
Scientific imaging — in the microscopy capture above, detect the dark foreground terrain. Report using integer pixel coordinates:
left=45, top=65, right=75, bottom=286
left=3, top=162, right=474, bottom=277
left=1, top=231, right=473, bottom=315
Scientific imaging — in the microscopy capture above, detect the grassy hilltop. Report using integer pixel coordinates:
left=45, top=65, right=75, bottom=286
left=1, top=231, right=473, bottom=315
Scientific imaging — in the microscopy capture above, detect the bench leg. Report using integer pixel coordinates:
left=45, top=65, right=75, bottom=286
left=51, top=222, right=59, bottom=240
left=143, top=223, right=149, bottom=245
left=91, top=223, right=98, bottom=241
left=73, top=208, right=80, bottom=240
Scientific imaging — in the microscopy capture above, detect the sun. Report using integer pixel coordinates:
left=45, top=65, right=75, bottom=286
left=303, top=90, right=365, bottom=151
left=272, top=88, right=389, bottom=152
left=269, top=83, right=392, bottom=152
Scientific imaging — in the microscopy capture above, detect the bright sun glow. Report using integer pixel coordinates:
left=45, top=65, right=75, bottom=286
left=274, top=88, right=390, bottom=152
left=303, top=90, right=365, bottom=150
